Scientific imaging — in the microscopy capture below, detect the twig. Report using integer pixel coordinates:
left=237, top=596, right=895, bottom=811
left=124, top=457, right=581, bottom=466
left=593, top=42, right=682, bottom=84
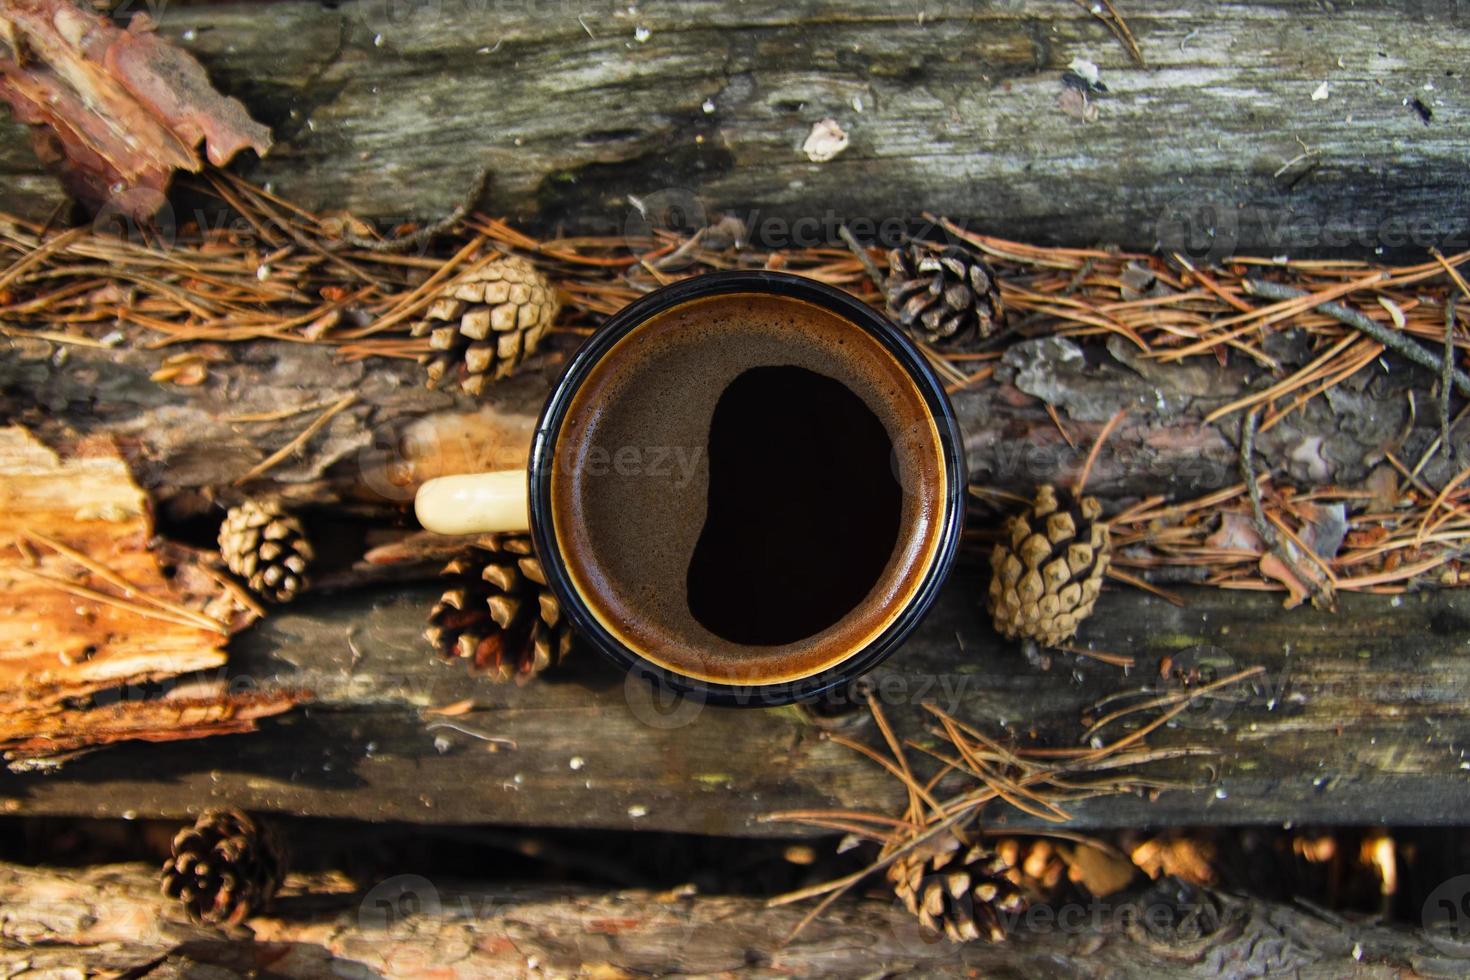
left=1074, top=408, right=1126, bottom=496
left=1105, top=567, right=1185, bottom=606
left=1055, top=644, right=1135, bottom=669
left=1445, top=297, right=1458, bottom=460
left=345, top=163, right=495, bottom=253
left=1239, top=410, right=1334, bottom=609
left=222, top=396, right=344, bottom=423
left=15, top=567, right=225, bottom=634
left=1244, top=278, right=1470, bottom=397
left=1071, top=0, right=1145, bottom=66
left=838, top=224, right=886, bottom=291
left=1433, top=243, right=1468, bottom=460
left=234, top=393, right=359, bottom=485
left=20, top=530, right=227, bottom=634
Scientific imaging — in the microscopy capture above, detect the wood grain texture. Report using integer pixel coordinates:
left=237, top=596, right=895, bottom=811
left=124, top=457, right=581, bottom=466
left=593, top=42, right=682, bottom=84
left=4, top=572, right=1467, bottom=832
left=2, top=305, right=1450, bottom=515
left=0, top=426, right=306, bottom=767
left=0, top=427, right=223, bottom=708
left=4, top=1, right=1470, bottom=255
left=0, top=860, right=1461, bottom=977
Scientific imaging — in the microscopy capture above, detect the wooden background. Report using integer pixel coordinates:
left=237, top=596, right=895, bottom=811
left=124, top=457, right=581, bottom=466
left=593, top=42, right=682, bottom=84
left=3, top=0, right=1469, bottom=257
left=2, top=0, right=1469, bottom=831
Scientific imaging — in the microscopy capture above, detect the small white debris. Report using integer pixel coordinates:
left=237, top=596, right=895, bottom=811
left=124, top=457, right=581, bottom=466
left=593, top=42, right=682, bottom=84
left=633, top=25, right=651, bottom=42
left=802, top=118, right=849, bottom=163
left=569, top=756, right=585, bottom=771
left=182, top=29, right=197, bottom=42
left=256, top=265, right=271, bottom=281
left=1215, top=788, right=1228, bottom=800
left=1424, top=81, right=1436, bottom=91
left=1068, top=57, right=1100, bottom=88
left=627, top=804, right=649, bottom=818
left=373, top=33, right=384, bottom=48
left=433, top=735, right=451, bottom=754
left=851, top=94, right=864, bottom=113
left=1377, top=296, right=1406, bottom=328
left=1352, top=943, right=1363, bottom=961
left=100, top=330, right=126, bottom=347
left=702, top=99, right=716, bottom=114
left=1311, top=82, right=1330, bottom=101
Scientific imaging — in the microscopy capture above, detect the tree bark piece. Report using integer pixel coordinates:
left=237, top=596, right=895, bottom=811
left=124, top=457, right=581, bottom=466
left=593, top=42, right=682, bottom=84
left=0, top=1, right=271, bottom=215
left=3, top=0, right=1466, bottom=259
left=4, top=577, right=1468, bottom=831
left=0, top=426, right=299, bottom=769
left=0, top=861, right=1460, bottom=978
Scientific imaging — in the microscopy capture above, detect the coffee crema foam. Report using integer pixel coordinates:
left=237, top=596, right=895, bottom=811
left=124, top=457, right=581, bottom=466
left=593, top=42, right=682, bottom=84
left=550, top=292, right=947, bottom=686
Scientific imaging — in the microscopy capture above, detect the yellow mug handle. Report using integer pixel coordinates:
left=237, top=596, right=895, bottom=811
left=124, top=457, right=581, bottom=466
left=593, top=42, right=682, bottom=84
left=414, top=470, right=530, bottom=535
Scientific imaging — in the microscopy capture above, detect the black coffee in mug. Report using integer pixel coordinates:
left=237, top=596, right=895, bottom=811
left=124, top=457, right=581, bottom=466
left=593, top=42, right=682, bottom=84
left=415, top=272, right=965, bottom=705
left=686, top=364, right=902, bottom=646
left=549, top=292, right=947, bottom=689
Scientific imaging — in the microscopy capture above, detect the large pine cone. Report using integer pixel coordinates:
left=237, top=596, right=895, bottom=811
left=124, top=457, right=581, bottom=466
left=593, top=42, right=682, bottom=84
left=425, top=535, right=573, bottom=684
left=887, top=834, right=1026, bottom=943
left=218, top=499, right=313, bottom=603
left=988, top=485, right=1110, bottom=647
left=410, top=255, right=559, bottom=395
left=884, top=243, right=1004, bottom=344
left=160, top=809, right=284, bottom=926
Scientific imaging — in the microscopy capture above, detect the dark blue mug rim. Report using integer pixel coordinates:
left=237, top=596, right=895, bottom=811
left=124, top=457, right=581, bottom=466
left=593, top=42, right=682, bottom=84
left=527, top=270, right=967, bottom=707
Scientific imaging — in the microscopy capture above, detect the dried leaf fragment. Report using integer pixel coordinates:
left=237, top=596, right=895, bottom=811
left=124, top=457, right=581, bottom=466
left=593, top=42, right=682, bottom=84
left=0, top=2, right=272, bottom=216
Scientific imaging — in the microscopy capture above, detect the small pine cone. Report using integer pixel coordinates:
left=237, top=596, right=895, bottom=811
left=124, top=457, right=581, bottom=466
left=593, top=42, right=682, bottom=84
left=218, top=499, right=313, bottom=603
left=987, top=485, right=1110, bottom=647
left=884, top=243, right=1004, bottom=344
left=887, top=834, right=1026, bottom=943
left=409, top=255, right=559, bottom=395
left=160, top=809, right=284, bottom=926
left=425, top=534, right=573, bottom=684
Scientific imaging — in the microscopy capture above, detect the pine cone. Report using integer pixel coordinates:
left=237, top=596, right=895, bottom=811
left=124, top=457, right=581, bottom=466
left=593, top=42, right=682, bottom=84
left=887, top=834, right=1026, bottom=942
left=987, top=485, right=1110, bottom=647
left=410, top=255, right=559, bottom=395
left=425, top=535, right=573, bottom=683
left=160, top=809, right=284, bottom=926
left=885, top=243, right=1004, bottom=344
left=218, top=499, right=313, bottom=603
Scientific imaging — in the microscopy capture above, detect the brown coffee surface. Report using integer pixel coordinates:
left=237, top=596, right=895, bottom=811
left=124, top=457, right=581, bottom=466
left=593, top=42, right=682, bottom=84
left=550, top=291, right=947, bottom=685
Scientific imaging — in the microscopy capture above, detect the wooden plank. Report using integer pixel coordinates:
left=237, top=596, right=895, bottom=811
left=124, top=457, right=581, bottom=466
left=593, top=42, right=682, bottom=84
left=4, top=1, right=1470, bottom=255
left=2, top=312, right=1448, bottom=513
left=0, top=860, right=1460, bottom=977
left=4, top=573, right=1467, bottom=831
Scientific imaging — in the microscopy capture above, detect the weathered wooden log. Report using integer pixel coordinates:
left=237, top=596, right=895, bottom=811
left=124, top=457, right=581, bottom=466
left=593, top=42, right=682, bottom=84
left=0, top=860, right=1461, bottom=977
left=4, top=0, right=1470, bottom=260
left=1, top=310, right=1450, bottom=517
left=0, top=426, right=302, bottom=768
left=3, top=575, right=1467, bottom=831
